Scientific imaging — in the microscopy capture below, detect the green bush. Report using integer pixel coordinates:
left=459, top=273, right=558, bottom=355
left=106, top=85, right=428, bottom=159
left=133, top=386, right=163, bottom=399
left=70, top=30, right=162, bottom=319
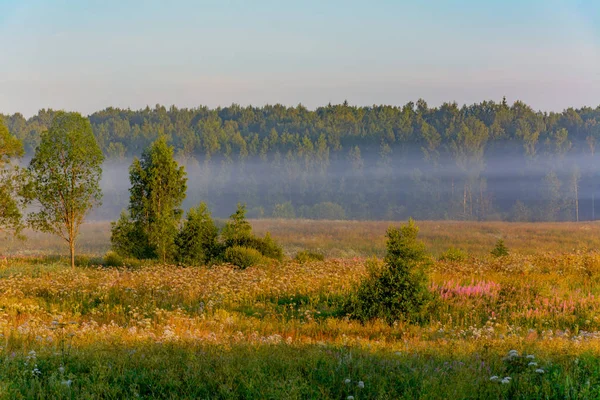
left=110, top=211, right=155, bottom=259
left=491, top=239, right=509, bottom=258
left=346, top=219, right=431, bottom=325
left=438, top=247, right=468, bottom=262
left=175, top=202, right=219, bottom=266
left=294, top=250, right=325, bottom=263
left=224, top=246, right=265, bottom=269
left=103, top=251, right=124, bottom=267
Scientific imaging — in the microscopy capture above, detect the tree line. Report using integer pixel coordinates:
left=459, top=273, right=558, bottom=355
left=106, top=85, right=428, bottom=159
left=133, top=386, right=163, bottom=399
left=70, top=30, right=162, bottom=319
left=3, top=99, right=600, bottom=221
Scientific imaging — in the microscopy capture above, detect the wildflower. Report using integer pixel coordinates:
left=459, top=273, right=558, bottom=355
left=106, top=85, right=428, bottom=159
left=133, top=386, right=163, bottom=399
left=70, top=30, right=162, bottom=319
left=347, top=397, right=354, bottom=400
left=32, top=367, right=41, bottom=376
left=501, top=377, right=511, bottom=384
left=357, top=381, right=364, bottom=388
left=535, top=369, right=545, bottom=374
left=490, top=376, right=499, bottom=382
left=526, top=354, right=535, bottom=359
left=507, top=350, right=518, bottom=357
left=58, top=366, right=65, bottom=374
left=528, top=362, right=538, bottom=367
left=344, top=378, right=351, bottom=384
left=61, top=379, right=72, bottom=387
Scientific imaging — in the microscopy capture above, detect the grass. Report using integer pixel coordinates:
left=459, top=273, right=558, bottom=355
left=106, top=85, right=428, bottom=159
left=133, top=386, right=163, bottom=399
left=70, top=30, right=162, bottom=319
left=2, top=220, right=600, bottom=398
left=3, top=219, right=600, bottom=258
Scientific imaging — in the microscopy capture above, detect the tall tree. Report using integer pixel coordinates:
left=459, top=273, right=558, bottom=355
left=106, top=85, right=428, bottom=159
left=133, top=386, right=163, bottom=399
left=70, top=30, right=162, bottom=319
left=120, top=136, right=187, bottom=262
left=0, top=117, right=25, bottom=237
left=25, top=112, right=104, bottom=268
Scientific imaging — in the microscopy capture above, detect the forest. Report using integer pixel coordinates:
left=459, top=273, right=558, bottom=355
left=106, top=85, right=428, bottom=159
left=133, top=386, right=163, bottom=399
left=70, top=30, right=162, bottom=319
left=3, top=98, right=600, bottom=221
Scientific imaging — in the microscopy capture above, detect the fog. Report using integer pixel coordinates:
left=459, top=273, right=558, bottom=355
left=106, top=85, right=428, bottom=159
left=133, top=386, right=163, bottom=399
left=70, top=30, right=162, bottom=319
left=90, top=148, right=600, bottom=222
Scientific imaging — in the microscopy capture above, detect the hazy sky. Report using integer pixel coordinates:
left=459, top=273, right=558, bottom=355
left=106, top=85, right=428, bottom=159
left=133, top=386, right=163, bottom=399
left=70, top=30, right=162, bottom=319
left=1, top=0, right=600, bottom=116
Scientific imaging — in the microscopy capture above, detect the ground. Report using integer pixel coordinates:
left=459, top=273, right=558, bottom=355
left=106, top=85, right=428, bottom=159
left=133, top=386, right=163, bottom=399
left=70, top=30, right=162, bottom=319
left=0, top=220, right=600, bottom=398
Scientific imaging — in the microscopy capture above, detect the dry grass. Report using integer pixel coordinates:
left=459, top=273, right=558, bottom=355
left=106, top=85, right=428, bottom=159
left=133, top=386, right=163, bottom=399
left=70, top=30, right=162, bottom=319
left=3, top=219, right=600, bottom=259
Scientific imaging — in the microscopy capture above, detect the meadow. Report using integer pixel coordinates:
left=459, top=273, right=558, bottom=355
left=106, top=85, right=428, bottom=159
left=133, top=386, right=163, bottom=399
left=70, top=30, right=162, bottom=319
left=1, top=220, right=600, bottom=398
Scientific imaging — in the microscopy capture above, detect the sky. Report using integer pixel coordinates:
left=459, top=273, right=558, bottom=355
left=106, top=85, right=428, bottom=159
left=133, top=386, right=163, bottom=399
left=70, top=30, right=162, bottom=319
left=1, top=0, right=600, bottom=116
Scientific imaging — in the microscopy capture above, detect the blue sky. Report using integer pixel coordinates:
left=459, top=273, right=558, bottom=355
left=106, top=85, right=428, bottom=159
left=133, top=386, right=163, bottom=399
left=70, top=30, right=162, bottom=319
left=1, top=0, right=600, bottom=116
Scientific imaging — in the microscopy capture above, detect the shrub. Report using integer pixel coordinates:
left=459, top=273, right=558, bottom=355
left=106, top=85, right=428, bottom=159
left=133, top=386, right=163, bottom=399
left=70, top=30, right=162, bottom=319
left=221, top=204, right=283, bottom=262
left=491, top=239, right=509, bottom=258
left=103, top=251, right=123, bottom=267
left=346, top=219, right=431, bottom=325
left=175, top=203, right=219, bottom=266
left=110, top=211, right=155, bottom=259
left=222, top=203, right=253, bottom=245
left=224, top=246, right=265, bottom=269
left=438, top=247, right=468, bottom=262
left=294, top=250, right=325, bottom=263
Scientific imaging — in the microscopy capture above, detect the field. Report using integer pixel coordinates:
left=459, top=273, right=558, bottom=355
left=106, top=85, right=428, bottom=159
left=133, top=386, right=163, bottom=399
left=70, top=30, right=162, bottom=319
left=1, top=220, right=600, bottom=398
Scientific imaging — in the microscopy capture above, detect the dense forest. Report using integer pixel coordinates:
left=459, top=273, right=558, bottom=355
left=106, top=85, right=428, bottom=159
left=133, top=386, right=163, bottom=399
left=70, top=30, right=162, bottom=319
left=3, top=98, right=600, bottom=221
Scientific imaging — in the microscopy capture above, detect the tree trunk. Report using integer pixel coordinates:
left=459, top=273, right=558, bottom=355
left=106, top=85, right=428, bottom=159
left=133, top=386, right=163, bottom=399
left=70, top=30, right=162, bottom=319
left=70, top=240, right=75, bottom=269
left=575, top=181, right=579, bottom=222
left=463, top=182, right=467, bottom=217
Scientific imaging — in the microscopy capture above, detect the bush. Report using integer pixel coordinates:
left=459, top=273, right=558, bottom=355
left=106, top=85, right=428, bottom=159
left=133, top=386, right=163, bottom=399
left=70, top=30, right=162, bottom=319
left=221, top=203, right=253, bottom=244
left=438, top=247, right=468, bottom=262
left=175, top=203, right=219, bottom=266
left=294, top=250, right=325, bottom=263
left=224, top=246, right=265, bottom=269
left=491, top=239, right=509, bottom=258
left=103, top=251, right=123, bottom=267
left=110, top=211, right=155, bottom=259
left=221, top=204, right=283, bottom=262
left=346, top=219, right=431, bottom=325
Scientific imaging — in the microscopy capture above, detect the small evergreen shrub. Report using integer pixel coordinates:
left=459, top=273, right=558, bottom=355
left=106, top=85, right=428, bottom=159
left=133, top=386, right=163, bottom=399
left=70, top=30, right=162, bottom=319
left=438, top=247, right=468, bottom=262
left=491, top=239, right=509, bottom=258
left=294, top=250, right=325, bottom=263
left=175, top=202, right=219, bottom=266
left=346, top=219, right=431, bottom=325
left=224, top=246, right=265, bottom=269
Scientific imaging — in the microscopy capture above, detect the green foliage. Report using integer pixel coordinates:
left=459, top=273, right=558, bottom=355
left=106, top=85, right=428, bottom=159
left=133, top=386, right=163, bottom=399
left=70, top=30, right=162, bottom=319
left=347, top=219, right=431, bottom=324
left=220, top=204, right=283, bottom=262
left=294, top=250, right=325, bottom=263
left=116, top=136, right=187, bottom=262
left=103, top=251, right=123, bottom=267
left=438, top=247, right=469, bottom=262
left=221, top=203, right=253, bottom=245
left=175, top=202, right=219, bottom=266
left=25, top=112, right=104, bottom=268
left=110, top=211, right=155, bottom=259
left=0, top=117, right=24, bottom=237
left=491, top=239, right=509, bottom=258
left=224, top=246, right=266, bottom=269
left=272, top=202, right=296, bottom=219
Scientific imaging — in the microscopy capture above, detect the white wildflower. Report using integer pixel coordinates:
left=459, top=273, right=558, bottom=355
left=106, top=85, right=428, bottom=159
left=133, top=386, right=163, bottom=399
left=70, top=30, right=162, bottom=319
left=528, top=362, right=538, bottom=367
left=535, top=369, right=545, bottom=374
left=357, top=381, right=364, bottom=388
left=526, top=354, right=535, bottom=359
left=344, top=378, right=351, bottom=384
left=58, top=366, right=65, bottom=374
left=61, top=379, right=72, bottom=387
left=490, top=375, right=499, bottom=382
left=347, top=397, right=354, bottom=400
